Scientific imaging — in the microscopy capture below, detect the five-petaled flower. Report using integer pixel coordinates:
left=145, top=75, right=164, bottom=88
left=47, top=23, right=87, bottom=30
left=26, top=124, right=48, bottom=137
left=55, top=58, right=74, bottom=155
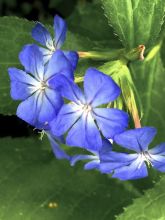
left=49, top=68, right=129, bottom=151
left=8, top=44, right=74, bottom=128
left=100, top=127, right=165, bottom=180
left=32, top=15, right=78, bottom=70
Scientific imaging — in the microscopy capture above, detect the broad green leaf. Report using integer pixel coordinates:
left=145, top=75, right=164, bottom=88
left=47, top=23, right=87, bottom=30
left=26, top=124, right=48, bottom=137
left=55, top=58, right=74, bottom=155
left=101, top=0, right=165, bottom=49
left=130, top=48, right=165, bottom=143
left=116, top=175, right=165, bottom=220
left=0, top=16, right=97, bottom=115
left=0, top=137, right=140, bottom=220
left=67, top=1, right=122, bottom=48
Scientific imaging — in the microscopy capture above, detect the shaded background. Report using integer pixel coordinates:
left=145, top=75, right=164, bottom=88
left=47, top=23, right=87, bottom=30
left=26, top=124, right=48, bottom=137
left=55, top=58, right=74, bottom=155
left=0, top=0, right=92, bottom=137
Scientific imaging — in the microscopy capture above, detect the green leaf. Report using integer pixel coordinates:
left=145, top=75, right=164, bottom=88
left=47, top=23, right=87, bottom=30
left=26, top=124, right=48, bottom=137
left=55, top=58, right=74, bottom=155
left=116, top=175, right=165, bottom=220
left=101, top=0, right=165, bottom=49
left=0, top=136, right=140, bottom=220
left=130, top=48, right=165, bottom=143
left=67, top=1, right=122, bottom=49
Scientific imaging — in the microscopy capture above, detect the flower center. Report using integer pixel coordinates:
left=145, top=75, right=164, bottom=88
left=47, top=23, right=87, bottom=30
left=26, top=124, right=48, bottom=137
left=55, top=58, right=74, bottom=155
left=82, top=104, right=92, bottom=114
left=37, top=81, right=47, bottom=91
left=138, top=151, right=153, bottom=168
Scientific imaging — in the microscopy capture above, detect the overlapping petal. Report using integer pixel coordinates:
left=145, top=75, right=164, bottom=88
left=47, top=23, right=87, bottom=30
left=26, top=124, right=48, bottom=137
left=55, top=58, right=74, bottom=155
left=63, top=51, right=79, bottom=71
left=54, top=15, right=67, bottom=49
left=19, top=44, right=44, bottom=81
left=32, top=22, right=54, bottom=49
left=8, top=67, right=38, bottom=100
left=50, top=103, right=83, bottom=136
left=16, top=91, right=41, bottom=126
left=112, top=159, right=148, bottom=180
left=100, top=152, right=138, bottom=174
left=49, top=74, right=85, bottom=104
left=114, top=127, right=157, bottom=152
left=47, top=133, right=70, bottom=160
left=93, top=108, right=129, bottom=139
left=37, top=91, right=60, bottom=123
left=70, top=154, right=98, bottom=166
left=66, top=113, right=102, bottom=151
left=84, top=68, right=121, bottom=107
left=45, top=50, right=73, bottom=80
left=39, top=47, right=53, bottom=64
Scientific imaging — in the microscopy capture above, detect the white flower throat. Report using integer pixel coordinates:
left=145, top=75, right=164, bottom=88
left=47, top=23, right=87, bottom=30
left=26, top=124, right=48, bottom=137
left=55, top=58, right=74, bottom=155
left=138, top=151, right=153, bottom=168
left=81, top=104, right=92, bottom=114
left=36, top=81, right=47, bottom=92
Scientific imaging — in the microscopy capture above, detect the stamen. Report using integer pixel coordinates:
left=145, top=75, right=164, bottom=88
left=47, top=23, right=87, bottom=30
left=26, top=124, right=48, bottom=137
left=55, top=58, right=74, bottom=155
left=82, top=104, right=92, bottom=114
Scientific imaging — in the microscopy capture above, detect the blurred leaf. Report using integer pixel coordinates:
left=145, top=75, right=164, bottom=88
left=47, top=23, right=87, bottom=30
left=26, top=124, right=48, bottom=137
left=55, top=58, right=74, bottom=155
left=101, top=0, right=165, bottom=49
left=116, top=175, right=165, bottom=220
left=0, top=137, right=140, bottom=220
left=67, top=1, right=122, bottom=48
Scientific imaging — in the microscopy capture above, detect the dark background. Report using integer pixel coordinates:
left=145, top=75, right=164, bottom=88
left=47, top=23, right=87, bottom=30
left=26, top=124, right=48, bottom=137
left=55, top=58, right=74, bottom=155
left=0, top=0, right=92, bottom=137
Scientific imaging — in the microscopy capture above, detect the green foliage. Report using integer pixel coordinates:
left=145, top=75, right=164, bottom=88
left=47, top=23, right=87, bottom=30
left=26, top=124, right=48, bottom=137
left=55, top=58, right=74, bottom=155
left=0, top=137, right=140, bottom=220
left=130, top=48, right=165, bottom=143
left=101, top=0, right=165, bottom=49
left=1, top=1, right=165, bottom=219
left=116, top=175, right=165, bottom=220
left=67, top=1, right=122, bottom=48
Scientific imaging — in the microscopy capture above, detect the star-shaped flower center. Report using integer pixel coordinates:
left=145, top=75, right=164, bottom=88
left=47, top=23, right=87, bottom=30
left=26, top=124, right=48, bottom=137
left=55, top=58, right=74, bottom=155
left=82, top=104, right=93, bottom=114
left=36, top=80, right=47, bottom=92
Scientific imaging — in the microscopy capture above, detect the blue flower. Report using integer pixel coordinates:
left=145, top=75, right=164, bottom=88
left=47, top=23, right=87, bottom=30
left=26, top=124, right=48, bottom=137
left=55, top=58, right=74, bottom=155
left=70, top=139, right=112, bottom=170
left=32, top=15, right=78, bottom=70
left=100, top=127, right=165, bottom=180
left=8, top=44, right=73, bottom=128
left=49, top=68, right=129, bottom=151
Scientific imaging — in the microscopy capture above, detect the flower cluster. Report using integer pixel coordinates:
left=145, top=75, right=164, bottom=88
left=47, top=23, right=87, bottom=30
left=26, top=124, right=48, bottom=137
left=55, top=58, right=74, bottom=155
left=8, top=15, right=165, bottom=180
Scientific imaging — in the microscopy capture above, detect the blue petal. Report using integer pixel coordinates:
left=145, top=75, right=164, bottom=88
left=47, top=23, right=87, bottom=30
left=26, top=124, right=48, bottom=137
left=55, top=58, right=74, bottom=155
left=112, top=159, right=148, bottom=180
left=93, top=108, right=129, bottom=139
left=50, top=103, right=83, bottom=136
left=84, top=68, right=120, bottom=107
left=66, top=113, right=102, bottom=151
left=114, top=127, right=157, bottom=152
left=151, top=155, right=165, bottom=172
left=16, top=91, right=41, bottom=126
left=70, top=154, right=98, bottom=166
left=54, top=15, right=67, bottom=49
left=45, top=50, right=73, bottom=80
left=100, top=162, right=125, bottom=174
left=16, top=89, right=62, bottom=127
left=100, top=151, right=137, bottom=163
left=84, top=160, right=100, bottom=170
left=32, top=22, right=54, bottom=49
left=19, top=44, right=44, bottom=81
left=49, top=74, right=85, bottom=104
left=47, top=133, right=70, bottom=160
left=100, top=152, right=137, bottom=173
left=8, top=67, right=38, bottom=100
left=63, top=51, right=79, bottom=71
left=37, top=89, right=63, bottom=123
left=45, top=88, right=63, bottom=114
left=149, top=143, right=165, bottom=155
left=39, top=47, right=53, bottom=64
